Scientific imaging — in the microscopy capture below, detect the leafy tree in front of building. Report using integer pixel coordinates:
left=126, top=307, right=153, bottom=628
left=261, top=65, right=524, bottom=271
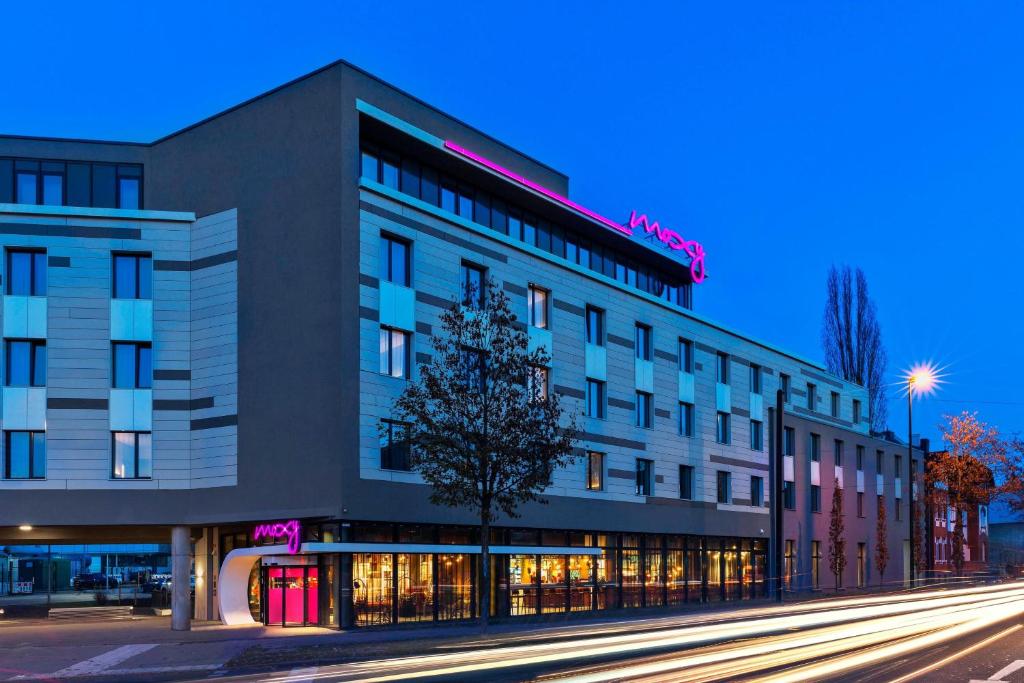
left=391, top=277, right=578, bottom=629
left=821, top=265, right=888, bottom=432
left=927, top=412, right=1002, bottom=577
left=875, top=496, right=889, bottom=587
left=828, top=478, right=846, bottom=592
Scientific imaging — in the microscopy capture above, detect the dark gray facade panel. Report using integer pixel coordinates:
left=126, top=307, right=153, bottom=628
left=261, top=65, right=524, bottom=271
left=579, top=431, right=646, bottom=451
left=608, top=468, right=634, bottom=480
left=414, top=321, right=432, bottom=335
left=415, top=290, right=451, bottom=309
left=653, top=349, right=677, bottom=363
left=502, top=281, right=527, bottom=296
left=608, top=397, right=635, bottom=411
left=153, top=397, right=215, bottom=411
left=358, top=306, right=379, bottom=322
left=47, top=397, right=108, bottom=410
left=154, top=369, right=191, bottom=380
left=47, top=256, right=71, bottom=267
left=800, top=367, right=845, bottom=389
left=154, top=250, right=238, bottom=272
left=415, top=352, right=432, bottom=365
left=0, top=222, right=140, bottom=240
left=190, top=414, right=238, bottom=431
left=710, top=454, right=769, bottom=472
left=552, top=299, right=584, bottom=317
left=553, top=385, right=585, bottom=399
left=359, top=273, right=380, bottom=289
left=607, top=334, right=634, bottom=349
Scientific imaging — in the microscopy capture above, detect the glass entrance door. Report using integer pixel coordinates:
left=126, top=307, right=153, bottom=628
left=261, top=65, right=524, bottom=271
left=263, top=566, right=319, bottom=626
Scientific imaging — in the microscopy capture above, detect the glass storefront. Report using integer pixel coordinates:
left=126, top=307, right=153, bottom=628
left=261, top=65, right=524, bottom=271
left=352, top=553, right=393, bottom=626
left=509, top=554, right=537, bottom=615
left=397, top=554, right=432, bottom=622
left=265, top=566, right=318, bottom=627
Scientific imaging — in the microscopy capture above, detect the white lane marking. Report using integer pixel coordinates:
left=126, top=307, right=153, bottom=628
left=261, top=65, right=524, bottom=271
left=51, top=643, right=158, bottom=677
left=969, top=658, right=1024, bottom=683
left=286, top=667, right=319, bottom=682
left=887, top=624, right=1022, bottom=683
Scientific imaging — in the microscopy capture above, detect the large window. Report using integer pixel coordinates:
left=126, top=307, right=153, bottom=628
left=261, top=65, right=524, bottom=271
left=112, top=342, right=152, bottom=389
left=856, top=445, right=864, bottom=471
left=634, top=324, right=652, bottom=361
left=112, top=432, right=152, bottom=479
left=853, top=399, right=862, bottom=424
left=749, top=364, right=761, bottom=394
left=716, top=353, right=729, bottom=384
left=810, top=433, right=821, bottom=462
left=830, top=391, right=840, bottom=418
left=678, top=338, right=693, bottom=373
left=586, top=451, right=604, bottom=491
left=679, top=401, right=694, bottom=437
left=585, top=379, right=606, bottom=419
left=528, top=365, right=549, bottom=400
left=635, top=391, right=652, bottom=428
left=717, top=471, right=731, bottom=504
left=635, top=459, right=653, bottom=496
left=585, top=306, right=604, bottom=346
left=359, top=145, right=694, bottom=307
left=380, top=420, right=411, bottom=471
left=5, top=340, right=45, bottom=387
left=1, top=159, right=141, bottom=209
left=112, top=254, right=153, bottom=300
left=834, top=439, right=844, bottom=467
left=528, top=286, right=549, bottom=329
left=380, top=234, right=411, bottom=287
left=679, top=464, right=694, bottom=499
left=379, top=328, right=410, bottom=379
left=5, top=430, right=45, bottom=479
left=6, top=249, right=46, bottom=296
left=811, top=484, right=821, bottom=513
left=781, top=373, right=791, bottom=402
left=460, top=263, right=486, bottom=309
left=783, top=481, right=796, bottom=510
left=857, top=491, right=864, bottom=517
left=750, top=420, right=763, bottom=451
left=811, top=541, right=821, bottom=589
left=716, top=412, right=730, bottom=444
left=807, top=383, right=817, bottom=410
left=783, top=427, right=795, bottom=456
left=751, top=476, right=764, bottom=507
left=459, top=347, right=485, bottom=393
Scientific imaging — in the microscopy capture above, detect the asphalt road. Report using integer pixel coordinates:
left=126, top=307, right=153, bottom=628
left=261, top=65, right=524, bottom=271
left=202, top=581, right=1024, bottom=683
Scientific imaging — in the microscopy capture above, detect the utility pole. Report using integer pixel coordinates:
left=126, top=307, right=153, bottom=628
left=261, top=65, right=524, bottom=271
left=774, top=389, right=784, bottom=602
left=908, top=388, right=914, bottom=587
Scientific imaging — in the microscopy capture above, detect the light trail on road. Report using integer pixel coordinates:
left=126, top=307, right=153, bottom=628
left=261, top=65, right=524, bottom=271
left=254, top=582, right=1024, bottom=683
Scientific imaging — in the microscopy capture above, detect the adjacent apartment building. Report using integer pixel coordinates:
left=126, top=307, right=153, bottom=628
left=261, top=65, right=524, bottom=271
left=0, top=61, right=924, bottom=629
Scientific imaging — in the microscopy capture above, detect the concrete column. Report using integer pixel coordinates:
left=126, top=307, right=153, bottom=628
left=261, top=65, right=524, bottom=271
left=171, top=526, right=192, bottom=631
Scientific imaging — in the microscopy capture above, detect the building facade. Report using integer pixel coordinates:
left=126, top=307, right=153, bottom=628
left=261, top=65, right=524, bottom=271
left=0, top=61, right=924, bottom=628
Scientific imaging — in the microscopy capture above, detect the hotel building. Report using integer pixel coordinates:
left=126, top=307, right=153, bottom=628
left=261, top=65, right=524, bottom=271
left=0, top=61, right=923, bottom=628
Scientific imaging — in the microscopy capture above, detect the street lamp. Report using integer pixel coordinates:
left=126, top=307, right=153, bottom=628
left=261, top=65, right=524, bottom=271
left=904, top=362, right=940, bottom=586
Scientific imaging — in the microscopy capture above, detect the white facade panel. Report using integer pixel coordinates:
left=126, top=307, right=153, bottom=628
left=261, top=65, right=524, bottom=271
left=3, top=296, right=47, bottom=339
left=678, top=371, right=695, bottom=404
left=635, top=359, right=654, bottom=393
left=716, top=382, right=731, bottom=413
left=3, top=387, right=45, bottom=430
left=584, top=343, right=606, bottom=381
left=378, top=280, right=416, bottom=331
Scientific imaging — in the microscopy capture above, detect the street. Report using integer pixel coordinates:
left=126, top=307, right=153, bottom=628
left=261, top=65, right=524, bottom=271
left=204, top=581, right=1024, bottom=683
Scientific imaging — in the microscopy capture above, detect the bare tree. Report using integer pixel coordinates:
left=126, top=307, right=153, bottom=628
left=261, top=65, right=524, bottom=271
left=822, top=265, right=888, bottom=432
left=391, top=278, right=578, bottom=629
left=875, top=495, right=889, bottom=587
left=828, top=478, right=847, bottom=591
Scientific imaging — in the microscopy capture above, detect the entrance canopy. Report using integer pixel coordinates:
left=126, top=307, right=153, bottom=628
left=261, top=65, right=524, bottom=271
left=218, top=542, right=602, bottom=625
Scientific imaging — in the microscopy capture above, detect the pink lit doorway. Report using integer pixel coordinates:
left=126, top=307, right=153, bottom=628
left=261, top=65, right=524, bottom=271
left=264, top=565, right=319, bottom=626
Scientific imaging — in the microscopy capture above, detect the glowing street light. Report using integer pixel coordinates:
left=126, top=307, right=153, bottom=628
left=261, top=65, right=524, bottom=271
left=902, top=361, right=944, bottom=585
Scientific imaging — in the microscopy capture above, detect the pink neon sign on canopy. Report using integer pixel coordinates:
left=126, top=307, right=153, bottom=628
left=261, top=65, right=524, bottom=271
left=443, top=140, right=707, bottom=284
left=253, top=519, right=302, bottom=554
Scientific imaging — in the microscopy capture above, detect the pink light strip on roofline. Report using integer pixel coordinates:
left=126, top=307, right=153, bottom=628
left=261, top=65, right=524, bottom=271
left=444, top=140, right=707, bottom=284
left=444, top=140, right=632, bottom=237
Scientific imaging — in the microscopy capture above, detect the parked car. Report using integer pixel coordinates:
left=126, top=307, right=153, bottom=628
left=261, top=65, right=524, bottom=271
left=142, top=577, right=169, bottom=593
left=72, top=573, right=119, bottom=590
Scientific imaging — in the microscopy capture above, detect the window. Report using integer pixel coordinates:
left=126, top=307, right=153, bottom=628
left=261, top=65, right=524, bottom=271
left=118, top=175, right=140, bottom=210
left=780, top=373, right=791, bottom=402
left=4, top=430, right=45, bottom=479
left=5, top=340, right=45, bottom=387
left=679, top=464, right=694, bottom=500
left=635, top=391, right=652, bottom=428
left=876, top=450, right=884, bottom=473
left=811, top=541, right=821, bottom=589
left=749, top=364, right=762, bottom=394
left=112, top=432, right=152, bottom=479
left=380, top=420, right=411, bottom=471
left=381, top=153, right=400, bottom=189
left=807, top=383, right=817, bottom=410
left=361, top=149, right=380, bottom=181
left=810, top=434, right=821, bottom=462
left=679, top=402, right=694, bottom=437
left=112, top=342, right=152, bottom=389
left=586, top=452, right=604, bottom=491
left=380, top=234, right=411, bottom=287
left=853, top=399, right=862, bottom=424
left=459, top=262, right=488, bottom=310
left=678, top=338, right=693, bottom=373
left=783, top=427, right=795, bottom=456
left=529, top=365, right=549, bottom=400
left=42, top=170, right=63, bottom=206
left=856, top=445, right=864, bottom=471
left=585, top=379, right=606, bottom=418
left=830, top=391, right=840, bottom=418
left=716, top=412, right=730, bottom=444
left=716, top=353, right=729, bottom=384
left=834, top=439, right=843, bottom=467
left=895, top=454, right=903, bottom=477
left=460, top=347, right=485, bottom=392
left=112, top=254, right=153, bottom=300
left=857, top=543, right=866, bottom=587
left=784, top=540, right=795, bottom=588
left=379, top=328, right=411, bottom=379
left=750, top=420, right=763, bottom=451
left=751, top=476, right=764, bottom=507
left=6, top=249, right=46, bottom=296
left=16, top=165, right=37, bottom=204
left=634, top=324, right=652, bottom=361
left=857, top=492, right=864, bottom=518
left=585, top=306, right=604, bottom=345
left=636, top=459, right=653, bottom=496
left=717, top=471, right=731, bottom=504
left=783, top=481, right=796, bottom=510
left=811, top=485, right=821, bottom=513
left=528, top=286, right=549, bottom=329
left=895, top=497, right=902, bottom=522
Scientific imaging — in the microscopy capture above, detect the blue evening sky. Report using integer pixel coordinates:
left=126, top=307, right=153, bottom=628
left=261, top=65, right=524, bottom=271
left=2, top=2, right=1021, bottom=444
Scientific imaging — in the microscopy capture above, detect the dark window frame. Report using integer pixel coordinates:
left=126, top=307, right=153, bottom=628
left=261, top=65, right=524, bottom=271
left=112, top=252, right=153, bottom=300
left=6, top=248, right=47, bottom=296
left=112, top=342, right=153, bottom=389
left=4, top=429, right=45, bottom=480
left=380, top=419, right=412, bottom=471
left=5, top=339, right=46, bottom=387
left=111, top=431, right=153, bottom=480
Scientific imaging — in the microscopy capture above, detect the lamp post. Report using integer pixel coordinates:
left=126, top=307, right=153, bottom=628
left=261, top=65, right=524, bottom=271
left=905, top=363, right=939, bottom=588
